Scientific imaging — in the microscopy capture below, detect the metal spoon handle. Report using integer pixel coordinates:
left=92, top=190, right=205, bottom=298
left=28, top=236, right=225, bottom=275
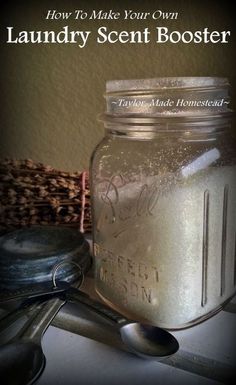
left=68, top=289, right=127, bottom=325
left=0, top=301, right=44, bottom=346
left=17, top=298, right=65, bottom=343
left=0, top=301, right=40, bottom=333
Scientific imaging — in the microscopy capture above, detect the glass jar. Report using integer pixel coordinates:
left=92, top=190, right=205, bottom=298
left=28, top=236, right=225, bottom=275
left=90, top=77, right=236, bottom=329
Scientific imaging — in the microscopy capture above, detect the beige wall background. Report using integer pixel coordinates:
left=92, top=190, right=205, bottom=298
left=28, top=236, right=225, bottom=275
left=0, top=0, right=235, bottom=172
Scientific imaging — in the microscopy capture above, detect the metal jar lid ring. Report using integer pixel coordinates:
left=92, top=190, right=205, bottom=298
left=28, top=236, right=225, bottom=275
left=51, top=261, right=84, bottom=289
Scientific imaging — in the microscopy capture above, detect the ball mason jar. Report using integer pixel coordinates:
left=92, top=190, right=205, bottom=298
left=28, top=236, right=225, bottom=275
left=90, top=77, right=236, bottom=329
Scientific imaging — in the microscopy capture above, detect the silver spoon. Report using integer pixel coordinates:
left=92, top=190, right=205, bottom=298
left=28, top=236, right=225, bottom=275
left=0, top=297, right=65, bottom=385
left=67, top=288, right=179, bottom=358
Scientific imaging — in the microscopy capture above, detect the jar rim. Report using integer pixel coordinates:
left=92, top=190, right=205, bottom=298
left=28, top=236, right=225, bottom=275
left=105, top=77, right=232, bottom=117
left=106, top=77, right=229, bottom=94
left=100, top=111, right=233, bottom=127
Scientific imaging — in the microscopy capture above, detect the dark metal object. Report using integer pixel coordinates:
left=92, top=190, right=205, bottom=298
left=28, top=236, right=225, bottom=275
left=66, top=287, right=179, bottom=358
left=0, top=281, right=70, bottom=304
left=0, top=226, right=91, bottom=291
left=1, top=281, right=179, bottom=360
left=0, top=282, right=71, bottom=340
left=0, top=298, right=65, bottom=385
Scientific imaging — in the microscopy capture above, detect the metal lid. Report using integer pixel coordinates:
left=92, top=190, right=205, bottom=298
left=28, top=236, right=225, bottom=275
left=0, top=226, right=91, bottom=289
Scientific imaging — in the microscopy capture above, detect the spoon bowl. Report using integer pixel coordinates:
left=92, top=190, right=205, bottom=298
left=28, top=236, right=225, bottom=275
left=0, top=342, right=45, bottom=385
left=0, top=298, right=65, bottom=385
left=120, top=322, right=179, bottom=358
left=67, top=289, right=179, bottom=359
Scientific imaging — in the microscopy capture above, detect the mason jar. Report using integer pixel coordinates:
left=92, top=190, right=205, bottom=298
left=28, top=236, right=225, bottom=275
left=90, top=77, right=236, bottom=329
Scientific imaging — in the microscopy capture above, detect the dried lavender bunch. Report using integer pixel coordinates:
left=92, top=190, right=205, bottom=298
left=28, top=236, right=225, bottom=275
left=0, top=159, right=91, bottom=233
